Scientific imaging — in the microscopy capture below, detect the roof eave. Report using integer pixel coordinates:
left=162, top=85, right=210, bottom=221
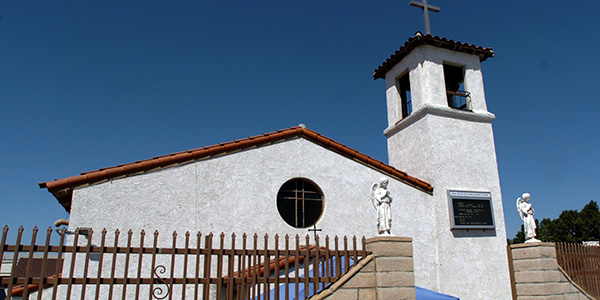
left=373, top=32, right=494, bottom=80
left=40, top=126, right=433, bottom=212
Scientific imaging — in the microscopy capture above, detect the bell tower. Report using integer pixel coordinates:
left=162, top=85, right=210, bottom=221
left=374, top=32, right=512, bottom=298
left=374, top=32, right=497, bottom=183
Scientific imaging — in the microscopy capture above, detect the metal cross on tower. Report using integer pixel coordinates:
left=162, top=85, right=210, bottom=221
left=409, top=0, right=440, bottom=35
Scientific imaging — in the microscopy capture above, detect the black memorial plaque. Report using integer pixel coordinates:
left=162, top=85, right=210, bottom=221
left=448, top=190, right=495, bottom=229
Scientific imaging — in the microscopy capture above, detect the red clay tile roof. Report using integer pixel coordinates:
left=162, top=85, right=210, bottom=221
left=228, top=244, right=320, bottom=279
left=39, top=126, right=433, bottom=212
left=373, top=32, right=494, bottom=80
left=11, top=274, right=61, bottom=297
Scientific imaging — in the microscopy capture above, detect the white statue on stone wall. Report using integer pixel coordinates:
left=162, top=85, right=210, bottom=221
left=370, top=178, right=392, bottom=235
left=517, top=193, right=540, bottom=243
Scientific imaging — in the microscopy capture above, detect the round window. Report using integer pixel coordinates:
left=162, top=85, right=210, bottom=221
left=276, top=178, right=324, bottom=228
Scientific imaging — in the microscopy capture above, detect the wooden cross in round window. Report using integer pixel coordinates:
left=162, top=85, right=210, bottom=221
left=277, top=178, right=324, bottom=228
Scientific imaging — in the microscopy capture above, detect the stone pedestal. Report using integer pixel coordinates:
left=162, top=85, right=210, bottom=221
left=366, top=236, right=415, bottom=300
left=319, top=236, right=415, bottom=300
left=510, top=242, right=593, bottom=299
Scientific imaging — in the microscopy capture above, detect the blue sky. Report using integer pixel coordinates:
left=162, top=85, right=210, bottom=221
left=1, top=1, right=599, bottom=242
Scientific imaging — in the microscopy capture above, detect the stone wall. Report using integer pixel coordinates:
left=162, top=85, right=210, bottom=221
left=315, top=236, right=415, bottom=300
left=510, top=242, right=594, bottom=299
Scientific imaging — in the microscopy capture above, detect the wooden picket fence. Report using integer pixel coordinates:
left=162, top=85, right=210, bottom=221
left=555, top=242, right=600, bottom=299
left=0, top=226, right=370, bottom=300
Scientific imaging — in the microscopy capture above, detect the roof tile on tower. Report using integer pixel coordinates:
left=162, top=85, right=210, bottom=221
left=373, top=32, right=494, bottom=79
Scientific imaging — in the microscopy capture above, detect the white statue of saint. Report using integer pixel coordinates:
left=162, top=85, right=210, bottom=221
left=370, top=178, right=392, bottom=235
left=517, top=193, right=540, bottom=243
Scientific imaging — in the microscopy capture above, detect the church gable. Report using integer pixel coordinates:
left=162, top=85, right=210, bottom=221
left=40, top=126, right=432, bottom=212
left=68, top=135, right=434, bottom=239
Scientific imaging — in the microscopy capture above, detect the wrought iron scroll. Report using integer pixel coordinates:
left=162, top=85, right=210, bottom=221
left=152, top=265, right=172, bottom=299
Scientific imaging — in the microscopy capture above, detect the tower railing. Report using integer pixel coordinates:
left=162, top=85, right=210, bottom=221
left=446, top=90, right=471, bottom=111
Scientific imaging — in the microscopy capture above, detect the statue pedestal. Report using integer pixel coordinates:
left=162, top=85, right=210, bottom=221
left=365, top=236, right=415, bottom=300
left=524, top=238, right=541, bottom=243
left=509, top=242, right=593, bottom=299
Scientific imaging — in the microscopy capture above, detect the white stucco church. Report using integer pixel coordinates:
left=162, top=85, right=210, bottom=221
left=40, top=32, right=512, bottom=299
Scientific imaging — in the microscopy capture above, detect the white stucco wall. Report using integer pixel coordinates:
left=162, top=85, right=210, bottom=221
left=385, top=114, right=511, bottom=299
left=67, top=137, right=437, bottom=293
left=382, top=44, right=512, bottom=299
